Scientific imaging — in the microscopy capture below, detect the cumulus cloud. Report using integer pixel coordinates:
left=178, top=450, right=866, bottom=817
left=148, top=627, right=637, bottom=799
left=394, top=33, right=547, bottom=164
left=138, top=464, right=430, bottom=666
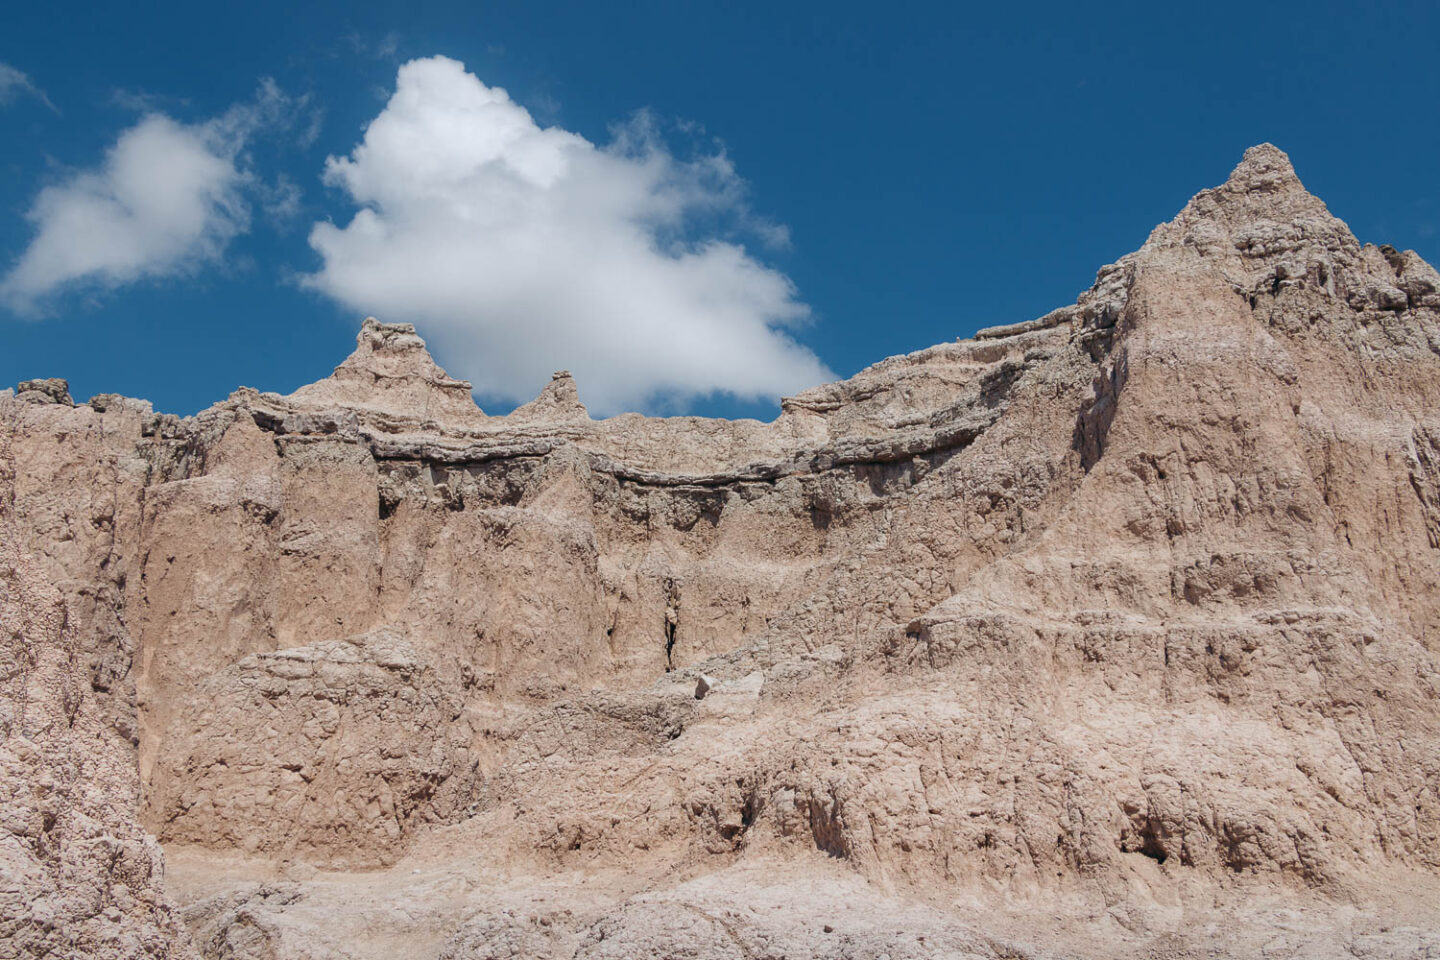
left=1, top=82, right=295, bottom=312
left=304, top=55, right=831, bottom=413
left=0, top=62, right=56, bottom=111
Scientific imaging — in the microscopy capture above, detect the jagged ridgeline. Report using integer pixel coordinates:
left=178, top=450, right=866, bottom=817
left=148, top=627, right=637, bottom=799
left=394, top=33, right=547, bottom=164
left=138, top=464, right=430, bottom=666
left=4, top=145, right=1440, bottom=958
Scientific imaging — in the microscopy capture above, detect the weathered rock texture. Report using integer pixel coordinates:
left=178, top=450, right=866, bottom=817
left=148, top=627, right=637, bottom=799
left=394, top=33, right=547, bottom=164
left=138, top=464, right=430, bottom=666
left=0, top=408, right=195, bottom=959
left=4, top=144, right=1440, bottom=958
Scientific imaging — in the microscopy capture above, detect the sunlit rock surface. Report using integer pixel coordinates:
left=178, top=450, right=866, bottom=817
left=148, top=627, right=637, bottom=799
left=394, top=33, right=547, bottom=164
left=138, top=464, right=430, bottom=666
left=5, top=145, right=1440, bottom=958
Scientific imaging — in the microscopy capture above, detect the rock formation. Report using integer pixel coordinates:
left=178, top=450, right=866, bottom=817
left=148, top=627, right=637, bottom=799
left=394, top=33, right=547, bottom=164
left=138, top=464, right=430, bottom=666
left=4, top=144, right=1440, bottom=957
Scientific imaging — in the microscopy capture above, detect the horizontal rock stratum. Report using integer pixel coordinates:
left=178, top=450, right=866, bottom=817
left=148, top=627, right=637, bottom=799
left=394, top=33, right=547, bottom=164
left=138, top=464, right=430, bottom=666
left=4, top=144, right=1440, bottom=958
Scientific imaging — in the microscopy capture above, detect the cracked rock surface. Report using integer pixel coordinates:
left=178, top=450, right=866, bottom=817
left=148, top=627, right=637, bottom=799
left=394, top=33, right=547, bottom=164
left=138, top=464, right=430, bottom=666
left=4, top=144, right=1440, bottom=957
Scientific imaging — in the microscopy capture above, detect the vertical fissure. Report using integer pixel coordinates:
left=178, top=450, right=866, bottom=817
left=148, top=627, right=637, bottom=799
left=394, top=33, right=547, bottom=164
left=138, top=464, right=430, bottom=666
left=663, top=578, right=680, bottom=672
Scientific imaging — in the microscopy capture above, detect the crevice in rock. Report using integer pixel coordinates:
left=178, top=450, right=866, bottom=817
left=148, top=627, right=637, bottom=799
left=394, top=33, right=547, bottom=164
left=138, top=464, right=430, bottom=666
left=663, top=579, right=680, bottom=672
left=1073, top=352, right=1126, bottom=472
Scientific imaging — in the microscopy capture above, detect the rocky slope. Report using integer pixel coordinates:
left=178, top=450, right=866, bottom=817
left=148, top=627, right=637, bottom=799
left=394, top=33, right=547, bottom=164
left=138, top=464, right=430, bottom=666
left=4, top=144, right=1440, bottom=958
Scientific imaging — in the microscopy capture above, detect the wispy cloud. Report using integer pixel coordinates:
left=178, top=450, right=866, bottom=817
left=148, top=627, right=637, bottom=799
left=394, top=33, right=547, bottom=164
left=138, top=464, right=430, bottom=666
left=343, top=30, right=400, bottom=60
left=303, top=55, right=829, bottom=412
left=0, top=62, right=57, bottom=112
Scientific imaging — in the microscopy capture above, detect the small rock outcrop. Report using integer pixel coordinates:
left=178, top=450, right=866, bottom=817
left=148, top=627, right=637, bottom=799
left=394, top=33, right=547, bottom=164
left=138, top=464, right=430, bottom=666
left=14, top=377, right=72, bottom=405
left=6, top=145, right=1440, bottom=958
left=508, top=370, right=590, bottom=424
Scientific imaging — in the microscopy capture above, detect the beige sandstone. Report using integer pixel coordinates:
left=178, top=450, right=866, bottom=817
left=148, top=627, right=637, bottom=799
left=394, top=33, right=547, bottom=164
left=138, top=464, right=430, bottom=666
left=4, top=144, right=1440, bottom=957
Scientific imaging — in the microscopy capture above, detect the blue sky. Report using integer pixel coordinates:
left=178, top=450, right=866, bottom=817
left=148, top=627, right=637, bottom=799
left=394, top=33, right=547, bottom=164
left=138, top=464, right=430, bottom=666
left=3, top=0, right=1438, bottom=417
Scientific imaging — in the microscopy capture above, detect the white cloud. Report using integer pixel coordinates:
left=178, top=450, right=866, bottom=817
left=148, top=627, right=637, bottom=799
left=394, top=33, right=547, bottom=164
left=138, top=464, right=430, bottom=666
left=304, top=55, right=831, bottom=413
left=0, top=62, right=56, bottom=111
left=0, top=116, right=246, bottom=311
left=1, top=83, right=296, bottom=312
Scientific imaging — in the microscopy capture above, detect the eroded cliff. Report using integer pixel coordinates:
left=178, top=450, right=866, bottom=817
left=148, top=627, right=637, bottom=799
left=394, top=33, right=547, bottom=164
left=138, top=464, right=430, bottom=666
left=4, top=144, right=1440, bottom=958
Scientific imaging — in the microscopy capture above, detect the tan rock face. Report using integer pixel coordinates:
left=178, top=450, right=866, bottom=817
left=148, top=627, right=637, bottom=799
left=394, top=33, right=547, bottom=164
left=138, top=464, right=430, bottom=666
left=5, top=143, right=1440, bottom=958
left=152, top=626, right=476, bottom=868
left=0, top=408, right=195, bottom=959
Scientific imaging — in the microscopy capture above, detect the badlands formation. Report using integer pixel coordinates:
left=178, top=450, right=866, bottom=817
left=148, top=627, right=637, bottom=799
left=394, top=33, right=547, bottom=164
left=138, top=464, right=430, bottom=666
left=5, top=144, right=1440, bottom=958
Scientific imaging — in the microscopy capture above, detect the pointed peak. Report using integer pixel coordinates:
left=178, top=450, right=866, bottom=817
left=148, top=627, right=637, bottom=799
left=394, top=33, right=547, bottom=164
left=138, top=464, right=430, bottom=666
left=287, top=317, right=485, bottom=423
left=508, top=370, right=590, bottom=425
left=331, top=316, right=471, bottom=392
left=1226, top=143, right=1300, bottom=194
left=1140, top=143, right=1355, bottom=261
left=1186, top=142, right=1323, bottom=217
